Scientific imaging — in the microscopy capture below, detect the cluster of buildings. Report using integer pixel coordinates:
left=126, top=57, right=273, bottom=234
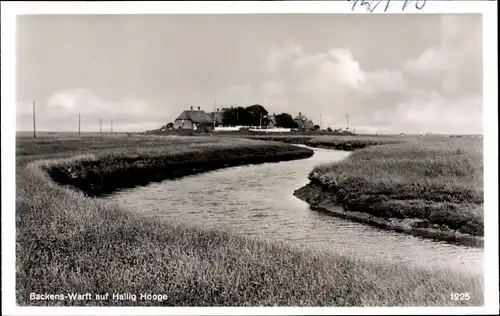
left=171, top=106, right=317, bottom=131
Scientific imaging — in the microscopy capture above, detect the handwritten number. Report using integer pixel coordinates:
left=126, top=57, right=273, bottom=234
left=348, top=0, right=359, bottom=12
left=348, top=0, right=426, bottom=12
left=370, top=0, right=383, bottom=13
left=415, top=0, right=427, bottom=10
left=402, top=0, right=427, bottom=11
left=384, top=0, right=393, bottom=12
left=359, top=0, right=384, bottom=13
left=360, top=0, right=373, bottom=12
left=402, top=0, right=411, bottom=11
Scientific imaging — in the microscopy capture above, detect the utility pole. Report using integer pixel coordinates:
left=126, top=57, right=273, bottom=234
left=78, top=113, right=81, bottom=136
left=111, top=120, right=113, bottom=134
left=259, top=111, right=263, bottom=128
left=32, top=101, right=36, bottom=138
left=346, top=113, right=349, bottom=130
left=100, top=118, right=102, bottom=135
left=320, top=114, right=322, bottom=129
left=213, top=100, right=217, bottom=128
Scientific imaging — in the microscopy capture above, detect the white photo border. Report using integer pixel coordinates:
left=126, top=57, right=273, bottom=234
left=1, top=1, right=498, bottom=315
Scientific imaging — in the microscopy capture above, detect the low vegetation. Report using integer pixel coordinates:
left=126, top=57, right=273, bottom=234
left=297, top=137, right=484, bottom=243
left=15, top=135, right=484, bottom=306
left=43, top=139, right=313, bottom=196
left=242, top=134, right=403, bottom=150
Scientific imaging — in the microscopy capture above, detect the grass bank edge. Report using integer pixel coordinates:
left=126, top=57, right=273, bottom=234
left=238, top=135, right=403, bottom=151
left=40, top=142, right=314, bottom=197
left=294, top=183, right=484, bottom=248
left=293, top=139, right=484, bottom=247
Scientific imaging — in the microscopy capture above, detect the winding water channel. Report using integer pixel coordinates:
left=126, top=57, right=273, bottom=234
left=105, top=146, right=483, bottom=275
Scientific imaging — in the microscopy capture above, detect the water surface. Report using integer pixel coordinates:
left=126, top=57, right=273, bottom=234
left=106, top=147, right=483, bottom=274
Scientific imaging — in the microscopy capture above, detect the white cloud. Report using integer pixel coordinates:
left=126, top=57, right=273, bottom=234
left=220, top=15, right=483, bottom=134
left=44, top=89, right=152, bottom=119
left=405, top=48, right=447, bottom=74
left=357, top=69, right=408, bottom=95
left=17, top=89, right=162, bottom=132
left=391, top=93, right=483, bottom=134
left=264, top=40, right=304, bottom=73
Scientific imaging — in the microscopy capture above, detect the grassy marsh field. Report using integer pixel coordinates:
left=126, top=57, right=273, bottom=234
left=294, top=137, right=484, bottom=246
left=15, top=134, right=483, bottom=306
left=234, top=134, right=403, bottom=150
left=41, top=138, right=313, bottom=196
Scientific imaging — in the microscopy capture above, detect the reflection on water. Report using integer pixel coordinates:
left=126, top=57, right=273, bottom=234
left=106, top=147, right=483, bottom=275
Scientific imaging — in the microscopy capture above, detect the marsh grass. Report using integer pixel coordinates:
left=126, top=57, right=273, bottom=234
left=41, top=138, right=313, bottom=196
left=16, top=135, right=484, bottom=306
left=239, top=135, right=403, bottom=151
left=309, top=138, right=484, bottom=236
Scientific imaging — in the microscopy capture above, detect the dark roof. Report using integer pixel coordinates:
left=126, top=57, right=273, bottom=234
left=294, top=114, right=315, bottom=129
left=294, top=113, right=308, bottom=121
left=299, top=120, right=315, bottom=129
left=264, top=115, right=276, bottom=124
left=175, top=110, right=213, bottom=124
left=207, top=112, right=224, bottom=124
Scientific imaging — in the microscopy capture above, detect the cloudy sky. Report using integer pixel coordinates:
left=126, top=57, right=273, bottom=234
left=16, top=14, right=482, bottom=134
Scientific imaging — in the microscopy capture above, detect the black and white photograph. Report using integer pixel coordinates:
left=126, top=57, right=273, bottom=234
left=1, top=1, right=498, bottom=315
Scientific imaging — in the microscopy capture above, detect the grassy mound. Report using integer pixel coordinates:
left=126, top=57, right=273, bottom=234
left=304, top=138, right=484, bottom=237
left=44, top=141, right=313, bottom=196
left=243, top=135, right=402, bottom=151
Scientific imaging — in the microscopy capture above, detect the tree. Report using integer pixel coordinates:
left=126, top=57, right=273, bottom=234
left=222, top=106, right=252, bottom=126
left=222, top=108, right=236, bottom=126
left=245, top=104, right=268, bottom=126
left=275, top=113, right=299, bottom=129
left=327, top=127, right=333, bottom=132
left=166, top=122, right=174, bottom=129
left=313, top=125, right=320, bottom=131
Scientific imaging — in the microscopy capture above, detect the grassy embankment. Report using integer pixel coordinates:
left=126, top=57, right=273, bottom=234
left=294, top=137, right=484, bottom=247
left=38, top=137, right=314, bottom=196
left=16, top=135, right=483, bottom=306
left=231, top=134, right=403, bottom=151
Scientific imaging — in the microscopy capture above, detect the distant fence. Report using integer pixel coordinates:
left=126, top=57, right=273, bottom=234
left=214, top=126, right=241, bottom=132
left=214, top=126, right=292, bottom=133
left=248, top=128, right=292, bottom=133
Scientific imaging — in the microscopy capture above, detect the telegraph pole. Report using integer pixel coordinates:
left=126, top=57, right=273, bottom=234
left=78, top=113, right=81, bottom=136
left=111, top=120, right=113, bottom=134
left=320, top=114, right=322, bottom=129
left=213, top=100, right=217, bottom=128
left=346, top=114, right=349, bottom=130
left=100, top=118, right=102, bottom=135
left=32, top=101, right=36, bottom=138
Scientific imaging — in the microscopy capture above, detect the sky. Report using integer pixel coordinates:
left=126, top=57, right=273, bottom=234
left=16, top=14, right=483, bottom=134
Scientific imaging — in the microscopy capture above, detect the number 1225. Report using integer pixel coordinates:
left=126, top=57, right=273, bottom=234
left=450, top=293, right=471, bottom=300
